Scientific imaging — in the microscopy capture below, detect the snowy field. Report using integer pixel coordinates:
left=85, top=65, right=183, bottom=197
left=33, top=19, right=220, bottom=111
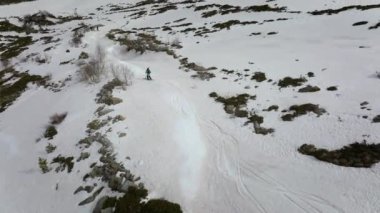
left=1, top=0, right=380, bottom=212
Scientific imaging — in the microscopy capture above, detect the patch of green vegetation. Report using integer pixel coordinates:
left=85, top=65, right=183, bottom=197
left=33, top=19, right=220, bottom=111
left=299, top=142, right=380, bottom=168
left=278, top=76, right=307, bottom=88
left=45, top=143, right=57, bottom=153
left=0, top=0, right=34, bottom=5
left=309, top=4, right=380, bottom=15
left=0, top=36, right=34, bottom=60
left=373, top=115, right=380, bottom=123
left=281, top=103, right=326, bottom=121
left=44, top=125, right=57, bottom=140
left=0, top=68, right=48, bottom=112
left=51, top=155, right=74, bottom=173
left=298, top=85, right=320, bottom=93
left=38, top=157, right=51, bottom=173
left=0, top=21, right=25, bottom=33
left=251, top=72, right=266, bottom=82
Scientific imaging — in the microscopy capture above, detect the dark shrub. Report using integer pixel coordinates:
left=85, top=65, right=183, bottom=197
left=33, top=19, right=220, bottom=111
left=278, top=76, right=307, bottom=88
left=44, top=125, right=57, bottom=140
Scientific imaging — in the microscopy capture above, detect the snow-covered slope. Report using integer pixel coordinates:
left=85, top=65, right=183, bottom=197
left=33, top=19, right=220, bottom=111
left=1, top=0, right=380, bottom=212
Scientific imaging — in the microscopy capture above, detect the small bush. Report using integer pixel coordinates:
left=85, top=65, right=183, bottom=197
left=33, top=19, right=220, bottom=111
left=45, top=143, right=57, bottom=153
left=38, top=157, right=51, bottom=173
left=278, top=76, right=307, bottom=88
left=44, top=125, right=57, bottom=140
left=251, top=72, right=266, bottom=82
left=110, top=64, right=134, bottom=87
left=79, top=45, right=106, bottom=83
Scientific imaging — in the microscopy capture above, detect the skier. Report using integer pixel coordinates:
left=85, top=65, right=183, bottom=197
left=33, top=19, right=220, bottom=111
left=146, top=67, right=152, bottom=80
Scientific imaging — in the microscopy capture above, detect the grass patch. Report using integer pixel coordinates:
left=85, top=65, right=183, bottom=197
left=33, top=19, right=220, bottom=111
left=299, top=142, right=380, bottom=168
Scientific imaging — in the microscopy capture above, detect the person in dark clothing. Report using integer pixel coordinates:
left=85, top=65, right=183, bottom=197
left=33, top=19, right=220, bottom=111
left=146, top=67, right=152, bottom=80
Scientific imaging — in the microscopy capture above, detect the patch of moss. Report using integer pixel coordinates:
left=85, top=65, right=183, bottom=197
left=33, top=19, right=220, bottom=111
left=278, top=76, right=307, bottom=88
left=299, top=142, right=380, bottom=168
